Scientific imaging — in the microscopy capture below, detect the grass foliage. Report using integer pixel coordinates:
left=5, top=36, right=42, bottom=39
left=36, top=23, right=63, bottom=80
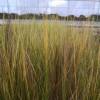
left=0, top=20, right=100, bottom=100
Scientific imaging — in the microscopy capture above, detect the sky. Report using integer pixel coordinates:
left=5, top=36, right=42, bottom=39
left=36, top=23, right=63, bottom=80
left=0, top=0, right=100, bottom=16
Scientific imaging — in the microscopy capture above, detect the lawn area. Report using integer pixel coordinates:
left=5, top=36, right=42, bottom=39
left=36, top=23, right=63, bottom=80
left=0, top=21, right=100, bottom=100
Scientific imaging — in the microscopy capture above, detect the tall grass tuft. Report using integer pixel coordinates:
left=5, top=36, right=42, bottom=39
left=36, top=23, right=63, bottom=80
left=0, top=19, right=100, bottom=100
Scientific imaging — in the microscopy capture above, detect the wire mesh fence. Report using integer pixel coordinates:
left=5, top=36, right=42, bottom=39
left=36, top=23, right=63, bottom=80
left=0, top=0, right=100, bottom=15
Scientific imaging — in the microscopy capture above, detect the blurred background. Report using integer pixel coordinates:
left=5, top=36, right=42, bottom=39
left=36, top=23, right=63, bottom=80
left=0, top=0, right=100, bottom=16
